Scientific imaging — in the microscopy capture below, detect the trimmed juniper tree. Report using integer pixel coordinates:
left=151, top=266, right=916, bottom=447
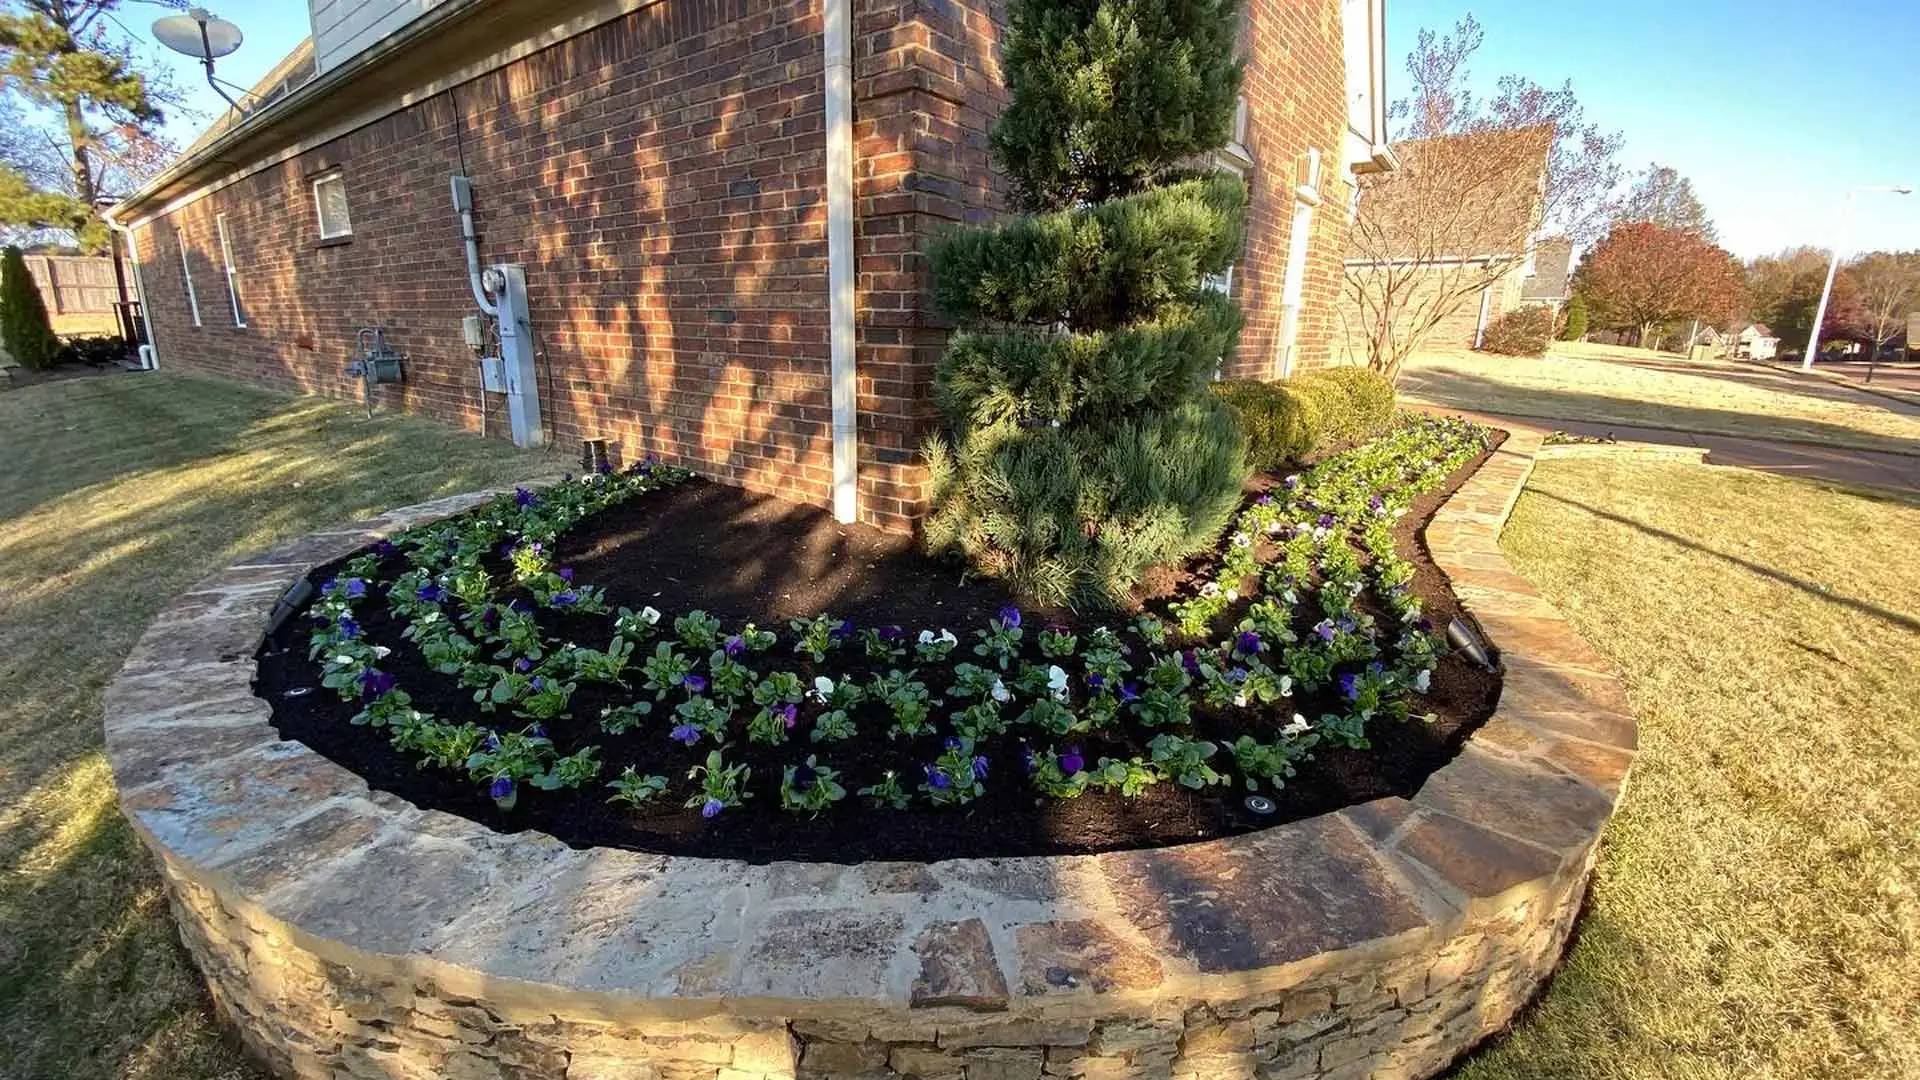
left=923, top=0, right=1250, bottom=608
left=0, top=244, right=57, bottom=369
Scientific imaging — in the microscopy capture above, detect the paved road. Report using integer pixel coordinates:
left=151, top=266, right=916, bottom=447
left=1415, top=406, right=1920, bottom=495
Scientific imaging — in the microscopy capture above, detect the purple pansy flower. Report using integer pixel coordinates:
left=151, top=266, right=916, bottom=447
left=1181, top=650, right=1202, bottom=675
left=373, top=540, right=398, bottom=558
left=359, top=669, right=395, bottom=700
left=1060, top=745, right=1085, bottom=774
left=1256, top=493, right=1274, bottom=506
left=683, top=674, right=708, bottom=694
left=1368, top=494, right=1386, bottom=512
left=972, top=755, right=989, bottom=780
left=945, top=736, right=963, bottom=751
left=701, top=797, right=724, bottom=818
left=597, top=460, right=615, bottom=475
left=1020, top=747, right=1038, bottom=775
left=1120, top=681, right=1141, bottom=704
left=671, top=723, right=702, bottom=746
left=528, top=724, right=549, bottom=740
left=344, top=578, right=368, bottom=599
left=550, top=590, right=578, bottom=607
left=485, top=732, right=502, bottom=750
left=829, top=621, right=854, bottom=641
left=312, top=613, right=331, bottom=628
left=778, top=703, right=798, bottom=728
left=880, top=624, right=905, bottom=642
left=416, top=583, right=447, bottom=603
left=489, top=776, right=514, bottom=800
left=925, top=764, right=951, bottom=789
left=514, top=488, right=536, bottom=507
left=558, top=567, right=575, bottom=582
left=1086, top=672, right=1106, bottom=691
left=723, top=635, right=746, bottom=658
left=1314, top=620, right=1337, bottom=643
left=336, top=616, right=360, bottom=639
left=510, top=599, right=534, bottom=615
left=1339, top=672, right=1360, bottom=701
left=997, top=605, right=1022, bottom=629
left=530, top=676, right=545, bottom=693
left=791, top=763, right=818, bottom=792
left=1283, top=475, right=1300, bottom=491
left=481, top=607, right=501, bottom=629
left=1317, top=512, right=1336, bottom=529
left=514, top=658, right=533, bottom=673
left=1236, top=630, right=1263, bottom=654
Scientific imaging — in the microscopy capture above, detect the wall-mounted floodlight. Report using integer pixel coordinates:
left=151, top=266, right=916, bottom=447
left=153, top=8, right=248, bottom=111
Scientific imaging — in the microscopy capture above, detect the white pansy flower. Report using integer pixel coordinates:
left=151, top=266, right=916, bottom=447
left=373, top=645, right=391, bottom=659
left=811, top=676, right=835, bottom=703
left=640, top=605, right=662, bottom=625
left=1046, top=665, right=1069, bottom=699
left=990, top=678, right=1011, bottom=703
left=1225, top=587, right=1239, bottom=602
left=1199, top=582, right=1222, bottom=599
left=1281, top=713, right=1312, bottom=737
left=1231, top=531, right=1251, bottom=548
left=1414, top=669, right=1432, bottom=693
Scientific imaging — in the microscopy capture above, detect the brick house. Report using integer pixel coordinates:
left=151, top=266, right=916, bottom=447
left=1338, top=126, right=1551, bottom=359
left=109, top=0, right=1393, bottom=531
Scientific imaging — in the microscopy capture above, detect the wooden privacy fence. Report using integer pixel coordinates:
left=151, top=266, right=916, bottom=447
left=24, top=254, right=118, bottom=315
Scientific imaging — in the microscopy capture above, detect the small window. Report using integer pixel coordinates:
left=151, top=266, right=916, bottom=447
left=177, top=232, right=200, bottom=328
left=312, top=173, right=351, bottom=239
left=216, top=213, right=246, bottom=328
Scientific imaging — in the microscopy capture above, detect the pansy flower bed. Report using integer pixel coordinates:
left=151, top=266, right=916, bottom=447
left=257, top=417, right=1499, bottom=861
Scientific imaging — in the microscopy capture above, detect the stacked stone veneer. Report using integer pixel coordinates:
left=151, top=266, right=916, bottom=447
left=104, top=429, right=1638, bottom=1080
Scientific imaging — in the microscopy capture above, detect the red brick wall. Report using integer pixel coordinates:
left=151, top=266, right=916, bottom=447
left=131, top=0, right=1352, bottom=530
left=1228, top=0, right=1353, bottom=378
left=134, top=0, right=935, bottom=527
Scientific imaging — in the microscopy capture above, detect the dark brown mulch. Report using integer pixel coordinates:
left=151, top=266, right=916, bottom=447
left=257, top=438, right=1503, bottom=864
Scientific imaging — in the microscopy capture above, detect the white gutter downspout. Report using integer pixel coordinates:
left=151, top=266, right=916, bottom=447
left=104, top=215, right=158, bottom=369
left=824, top=0, right=859, bottom=523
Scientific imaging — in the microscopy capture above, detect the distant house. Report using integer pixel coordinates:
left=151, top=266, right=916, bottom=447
left=1733, top=323, right=1779, bottom=361
left=1519, top=236, right=1574, bottom=314
left=1338, top=126, right=1554, bottom=358
left=1679, top=322, right=1778, bottom=360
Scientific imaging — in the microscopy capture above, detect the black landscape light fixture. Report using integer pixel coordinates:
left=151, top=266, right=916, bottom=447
left=1447, top=616, right=1497, bottom=672
left=264, top=578, right=315, bottom=637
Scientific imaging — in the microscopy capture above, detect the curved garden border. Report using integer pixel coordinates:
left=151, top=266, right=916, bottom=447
left=104, top=428, right=1637, bottom=1080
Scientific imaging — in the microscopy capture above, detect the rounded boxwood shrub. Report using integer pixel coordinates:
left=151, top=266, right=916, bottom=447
left=1210, top=378, right=1322, bottom=471
left=1292, top=367, right=1397, bottom=447
left=1481, top=306, right=1556, bottom=356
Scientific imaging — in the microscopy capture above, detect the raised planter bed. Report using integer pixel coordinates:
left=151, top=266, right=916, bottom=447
left=104, top=426, right=1635, bottom=1080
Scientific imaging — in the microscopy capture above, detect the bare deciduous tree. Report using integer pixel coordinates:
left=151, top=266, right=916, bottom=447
left=1345, top=14, right=1623, bottom=379
left=1842, top=251, right=1920, bottom=363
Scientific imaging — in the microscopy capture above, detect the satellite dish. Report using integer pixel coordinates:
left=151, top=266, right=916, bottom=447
left=153, top=8, right=243, bottom=62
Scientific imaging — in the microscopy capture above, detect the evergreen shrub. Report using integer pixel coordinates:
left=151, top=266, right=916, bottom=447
left=924, top=0, right=1253, bottom=608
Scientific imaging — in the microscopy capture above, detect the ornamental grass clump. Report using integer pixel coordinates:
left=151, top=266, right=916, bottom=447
left=923, top=0, right=1251, bottom=610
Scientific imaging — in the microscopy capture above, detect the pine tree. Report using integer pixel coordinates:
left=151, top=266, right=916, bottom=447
left=0, top=244, right=58, bottom=369
left=1559, top=293, right=1588, bottom=341
left=924, top=0, right=1250, bottom=608
left=0, top=1, right=173, bottom=250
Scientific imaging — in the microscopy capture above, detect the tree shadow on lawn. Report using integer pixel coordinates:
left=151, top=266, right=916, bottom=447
left=1527, top=487, right=1920, bottom=635
left=1400, top=370, right=1920, bottom=456
left=1590, top=354, right=1920, bottom=417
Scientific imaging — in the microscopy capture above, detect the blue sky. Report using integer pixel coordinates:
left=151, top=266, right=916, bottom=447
left=1388, top=0, right=1920, bottom=257
left=146, top=2, right=1920, bottom=259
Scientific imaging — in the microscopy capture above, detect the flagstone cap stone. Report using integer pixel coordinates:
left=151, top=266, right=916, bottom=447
left=104, top=430, right=1636, bottom=1080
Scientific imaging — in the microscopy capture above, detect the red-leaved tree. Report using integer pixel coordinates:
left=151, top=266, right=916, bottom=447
left=1575, top=222, right=1746, bottom=346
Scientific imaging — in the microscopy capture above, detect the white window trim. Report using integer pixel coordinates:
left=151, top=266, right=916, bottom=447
left=216, top=213, right=246, bottom=328
left=312, top=172, right=352, bottom=239
left=177, top=233, right=201, bottom=328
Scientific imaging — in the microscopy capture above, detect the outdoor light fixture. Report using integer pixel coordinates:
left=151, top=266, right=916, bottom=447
left=1446, top=616, right=1497, bottom=672
left=1243, top=794, right=1278, bottom=815
left=581, top=437, right=614, bottom=474
left=263, top=578, right=314, bottom=636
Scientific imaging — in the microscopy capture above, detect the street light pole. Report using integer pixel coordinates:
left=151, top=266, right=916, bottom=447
left=1803, top=184, right=1913, bottom=371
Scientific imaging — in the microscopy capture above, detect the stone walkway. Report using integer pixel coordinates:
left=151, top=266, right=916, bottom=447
left=1413, top=406, right=1920, bottom=495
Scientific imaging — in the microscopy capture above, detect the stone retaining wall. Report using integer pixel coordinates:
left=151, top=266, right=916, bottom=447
left=105, top=429, right=1638, bottom=1080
